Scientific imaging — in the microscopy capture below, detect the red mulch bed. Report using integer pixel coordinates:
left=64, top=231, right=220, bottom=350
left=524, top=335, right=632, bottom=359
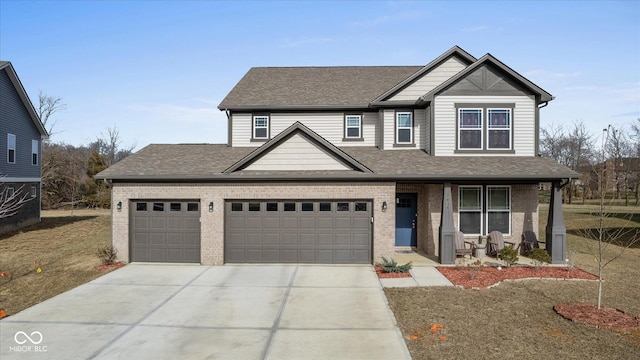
left=555, top=303, right=640, bottom=330
left=97, top=262, right=126, bottom=272
left=375, top=264, right=412, bottom=278
left=436, top=265, right=598, bottom=289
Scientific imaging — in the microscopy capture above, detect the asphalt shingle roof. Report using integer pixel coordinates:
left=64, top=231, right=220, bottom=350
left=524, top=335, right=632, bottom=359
left=218, top=66, right=422, bottom=109
left=96, top=144, right=577, bottom=181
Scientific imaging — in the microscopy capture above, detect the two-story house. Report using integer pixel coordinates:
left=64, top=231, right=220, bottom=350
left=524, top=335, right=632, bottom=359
left=97, top=46, right=576, bottom=265
left=0, top=61, right=48, bottom=234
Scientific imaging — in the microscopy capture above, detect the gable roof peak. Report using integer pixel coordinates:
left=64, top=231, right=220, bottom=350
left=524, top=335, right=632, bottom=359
left=0, top=61, right=48, bottom=138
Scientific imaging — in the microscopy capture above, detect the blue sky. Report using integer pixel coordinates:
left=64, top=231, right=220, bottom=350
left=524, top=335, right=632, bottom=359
left=1, top=0, right=638, bottom=150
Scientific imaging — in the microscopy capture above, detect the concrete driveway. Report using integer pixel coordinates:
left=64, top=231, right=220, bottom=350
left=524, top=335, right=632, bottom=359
left=0, top=264, right=411, bottom=359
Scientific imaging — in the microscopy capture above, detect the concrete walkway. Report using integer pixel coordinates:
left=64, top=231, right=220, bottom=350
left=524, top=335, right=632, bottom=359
left=0, top=264, right=411, bottom=360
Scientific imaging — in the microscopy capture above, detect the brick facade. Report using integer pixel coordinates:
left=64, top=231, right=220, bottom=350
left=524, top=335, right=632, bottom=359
left=111, top=182, right=396, bottom=265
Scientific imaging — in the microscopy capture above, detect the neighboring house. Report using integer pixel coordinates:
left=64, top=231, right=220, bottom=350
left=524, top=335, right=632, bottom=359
left=96, top=46, right=576, bottom=265
left=0, top=61, right=48, bottom=234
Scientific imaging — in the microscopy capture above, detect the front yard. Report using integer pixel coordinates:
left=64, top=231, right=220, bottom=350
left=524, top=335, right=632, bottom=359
left=385, top=204, right=640, bottom=359
left=0, top=210, right=113, bottom=317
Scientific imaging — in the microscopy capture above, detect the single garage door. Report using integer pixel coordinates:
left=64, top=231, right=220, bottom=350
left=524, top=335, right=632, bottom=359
left=225, top=200, right=372, bottom=264
left=130, top=200, right=201, bottom=263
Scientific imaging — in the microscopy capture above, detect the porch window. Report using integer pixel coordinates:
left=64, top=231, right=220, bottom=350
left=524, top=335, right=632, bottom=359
left=458, top=109, right=482, bottom=149
left=32, top=140, right=39, bottom=165
left=344, top=114, right=362, bottom=138
left=396, top=112, right=413, bottom=144
left=487, top=186, right=511, bottom=234
left=253, top=115, right=269, bottom=139
left=459, top=186, right=482, bottom=235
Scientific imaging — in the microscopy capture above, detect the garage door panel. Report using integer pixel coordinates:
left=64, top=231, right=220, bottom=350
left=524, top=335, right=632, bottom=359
left=225, top=200, right=371, bottom=264
left=130, top=200, right=201, bottom=263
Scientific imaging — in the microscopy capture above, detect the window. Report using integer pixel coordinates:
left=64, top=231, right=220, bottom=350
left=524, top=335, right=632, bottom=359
left=170, top=203, right=181, bottom=211
left=253, top=115, right=269, bottom=139
left=187, top=203, right=199, bottom=212
left=458, top=109, right=482, bottom=149
left=266, top=202, right=278, bottom=211
left=396, top=112, right=413, bottom=144
left=301, top=202, right=313, bottom=211
left=7, top=134, right=16, bottom=163
left=487, top=186, right=511, bottom=234
left=30, top=186, right=37, bottom=198
left=337, top=202, right=349, bottom=211
left=284, top=202, right=296, bottom=211
left=231, top=203, right=243, bottom=211
left=487, top=109, right=511, bottom=149
left=153, top=203, right=164, bottom=211
left=355, top=203, right=367, bottom=211
left=319, top=202, right=331, bottom=211
left=7, top=187, right=15, bottom=199
left=32, top=140, right=39, bottom=165
left=136, top=203, right=148, bottom=211
left=344, top=114, right=362, bottom=139
left=249, top=203, right=260, bottom=211
left=458, top=186, right=511, bottom=235
left=459, top=186, right=482, bottom=235
left=457, top=105, right=513, bottom=151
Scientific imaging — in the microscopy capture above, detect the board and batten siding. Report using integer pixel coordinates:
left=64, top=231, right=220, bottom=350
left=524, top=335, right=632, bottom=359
left=0, top=69, right=42, bottom=178
left=243, top=133, right=351, bottom=171
left=432, top=95, right=536, bottom=156
left=389, top=57, right=467, bottom=101
left=382, top=109, right=427, bottom=150
left=231, top=112, right=378, bottom=147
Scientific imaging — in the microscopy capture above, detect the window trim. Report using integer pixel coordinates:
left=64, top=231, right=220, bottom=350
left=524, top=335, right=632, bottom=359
left=251, top=114, right=270, bottom=141
left=7, top=134, right=16, bottom=164
left=455, top=103, right=515, bottom=154
left=394, top=110, right=414, bottom=145
left=343, top=113, right=363, bottom=141
left=457, top=185, right=512, bottom=236
left=487, top=108, right=512, bottom=150
left=458, top=108, right=483, bottom=150
left=6, top=187, right=15, bottom=199
left=32, top=140, right=39, bottom=166
left=30, top=186, right=37, bottom=198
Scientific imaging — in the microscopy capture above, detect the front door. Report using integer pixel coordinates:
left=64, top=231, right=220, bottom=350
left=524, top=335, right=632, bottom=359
left=395, top=193, right=417, bottom=247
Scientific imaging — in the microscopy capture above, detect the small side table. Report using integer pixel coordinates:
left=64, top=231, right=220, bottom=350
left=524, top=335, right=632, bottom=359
left=474, top=243, right=486, bottom=259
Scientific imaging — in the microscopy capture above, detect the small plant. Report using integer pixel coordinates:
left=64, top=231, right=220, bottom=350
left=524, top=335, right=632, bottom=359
left=97, top=245, right=118, bottom=265
left=378, top=256, right=412, bottom=273
left=499, top=246, right=519, bottom=267
left=529, top=248, right=551, bottom=267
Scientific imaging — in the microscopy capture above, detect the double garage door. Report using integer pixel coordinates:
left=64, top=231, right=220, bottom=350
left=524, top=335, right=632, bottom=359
left=225, top=200, right=372, bottom=264
left=129, top=199, right=373, bottom=264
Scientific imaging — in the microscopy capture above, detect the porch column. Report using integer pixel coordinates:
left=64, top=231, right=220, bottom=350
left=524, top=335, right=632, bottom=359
left=439, top=183, right=456, bottom=264
left=545, top=181, right=567, bottom=264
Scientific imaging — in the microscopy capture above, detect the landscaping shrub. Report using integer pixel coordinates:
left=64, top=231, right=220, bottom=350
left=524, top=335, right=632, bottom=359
left=529, top=248, right=552, bottom=266
left=96, top=245, right=118, bottom=265
left=499, top=246, right=519, bottom=267
left=378, top=256, right=413, bottom=273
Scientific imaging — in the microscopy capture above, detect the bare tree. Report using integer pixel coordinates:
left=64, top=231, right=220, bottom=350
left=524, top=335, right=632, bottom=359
left=631, top=118, right=640, bottom=157
left=91, top=126, right=135, bottom=166
left=578, top=127, right=640, bottom=309
left=0, top=184, right=33, bottom=219
left=37, top=90, right=66, bottom=138
left=606, top=126, right=633, bottom=201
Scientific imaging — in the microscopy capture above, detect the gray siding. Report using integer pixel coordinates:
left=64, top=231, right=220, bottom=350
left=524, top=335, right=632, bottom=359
left=0, top=69, right=42, bottom=178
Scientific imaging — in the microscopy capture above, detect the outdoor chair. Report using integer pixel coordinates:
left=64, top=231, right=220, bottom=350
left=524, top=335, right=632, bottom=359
left=487, top=230, right=516, bottom=258
left=521, top=230, right=545, bottom=256
left=455, top=231, right=473, bottom=258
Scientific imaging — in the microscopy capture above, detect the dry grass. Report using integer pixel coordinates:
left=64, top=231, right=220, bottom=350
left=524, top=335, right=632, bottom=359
left=385, top=204, right=640, bottom=360
left=0, top=209, right=112, bottom=317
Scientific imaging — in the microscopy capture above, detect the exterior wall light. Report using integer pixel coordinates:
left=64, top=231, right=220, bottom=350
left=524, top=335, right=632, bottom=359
left=117, top=201, right=122, bottom=212
left=209, top=202, right=214, bottom=212
left=382, top=201, right=388, bottom=212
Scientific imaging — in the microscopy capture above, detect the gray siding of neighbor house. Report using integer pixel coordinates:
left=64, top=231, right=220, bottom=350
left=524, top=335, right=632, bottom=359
left=0, top=69, right=42, bottom=179
left=0, top=182, right=40, bottom=234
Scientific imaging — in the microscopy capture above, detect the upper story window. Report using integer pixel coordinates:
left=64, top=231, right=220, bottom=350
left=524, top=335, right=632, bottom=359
left=344, top=114, right=362, bottom=139
left=396, top=111, right=413, bottom=144
left=253, top=115, right=269, bottom=140
left=7, top=134, right=16, bottom=164
left=32, top=140, right=39, bottom=166
left=457, top=104, right=513, bottom=152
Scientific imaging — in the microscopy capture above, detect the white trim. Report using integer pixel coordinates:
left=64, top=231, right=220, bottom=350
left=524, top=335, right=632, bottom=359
left=344, top=114, right=362, bottom=138
left=253, top=115, right=269, bottom=139
left=32, top=139, right=39, bottom=166
left=0, top=177, right=42, bottom=182
left=7, top=133, right=16, bottom=164
left=486, top=185, right=511, bottom=235
left=487, top=108, right=512, bottom=150
left=458, top=185, right=482, bottom=236
left=458, top=108, right=483, bottom=149
left=395, top=111, right=413, bottom=144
